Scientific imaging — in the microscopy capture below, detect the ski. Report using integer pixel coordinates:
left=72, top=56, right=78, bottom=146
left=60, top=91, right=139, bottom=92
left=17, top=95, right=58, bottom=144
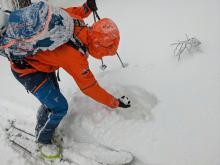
left=10, top=139, right=32, bottom=155
left=5, top=120, right=134, bottom=165
left=5, top=121, right=69, bottom=165
left=8, top=120, right=35, bottom=137
left=9, top=139, right=54, bottom=165
left=9, top=137, right=74, bottom=165
left=8, top=137, right=53, bottom=165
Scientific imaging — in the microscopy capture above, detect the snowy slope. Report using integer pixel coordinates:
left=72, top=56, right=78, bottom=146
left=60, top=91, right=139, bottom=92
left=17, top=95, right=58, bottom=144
left=0, top=0, right=220, bottom=165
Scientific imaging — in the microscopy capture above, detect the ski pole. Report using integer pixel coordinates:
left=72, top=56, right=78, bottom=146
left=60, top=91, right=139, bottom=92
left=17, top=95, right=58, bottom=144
left=93, top=11, right=127, bottom=68
left=93, top=11, right=107, bottom=70
left=94, top=11, right=101, bottom=20
left=93, top=11, right=97, bottom=22
left=116, top=52, right=126, bottom=68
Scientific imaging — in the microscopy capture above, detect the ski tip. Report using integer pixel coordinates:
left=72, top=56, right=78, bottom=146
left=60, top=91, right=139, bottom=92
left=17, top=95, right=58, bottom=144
left=120, top=150, right=134, bottom=164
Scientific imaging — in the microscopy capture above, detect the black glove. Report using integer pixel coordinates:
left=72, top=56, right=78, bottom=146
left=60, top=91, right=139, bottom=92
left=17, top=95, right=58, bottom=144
left=86, top=0, right=98, bottom=11
left=118, top=96, right=131, bottom=108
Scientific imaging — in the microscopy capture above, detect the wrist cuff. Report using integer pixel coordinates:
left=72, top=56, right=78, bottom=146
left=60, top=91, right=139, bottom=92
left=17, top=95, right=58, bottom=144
left=110, top=98, right=119, bottom=109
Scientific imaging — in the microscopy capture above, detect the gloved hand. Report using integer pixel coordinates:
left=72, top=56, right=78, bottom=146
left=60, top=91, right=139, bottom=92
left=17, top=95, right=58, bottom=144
left=118, top=96, right=131, bottom=108
left=86, top=0, right=98, bottom=11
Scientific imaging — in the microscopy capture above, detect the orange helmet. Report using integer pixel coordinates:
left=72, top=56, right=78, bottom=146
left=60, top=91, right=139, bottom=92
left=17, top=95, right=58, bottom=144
left=88, top=18, right=120, bottom=59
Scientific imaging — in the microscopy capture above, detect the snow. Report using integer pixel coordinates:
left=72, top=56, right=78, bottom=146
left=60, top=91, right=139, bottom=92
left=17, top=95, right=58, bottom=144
left=0, top=0, right=220, bottom=165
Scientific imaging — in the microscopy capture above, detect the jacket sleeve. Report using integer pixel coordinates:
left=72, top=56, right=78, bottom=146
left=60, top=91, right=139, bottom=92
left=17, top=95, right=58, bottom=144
left=64, top=2, right=92, bottom=19
left=61, top=46, right=119, bottom=109
left=68, top=56, right=119, bottom=109
left=29, top=45, right=119, bottom=109
left=78, top=71, right=119, bottom=109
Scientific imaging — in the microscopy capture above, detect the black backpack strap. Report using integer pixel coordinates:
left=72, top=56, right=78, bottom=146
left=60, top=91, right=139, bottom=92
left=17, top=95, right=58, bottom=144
left=73, top=19, right=86, bottom=27
left=66, top=18, right=88, bottom=56
left=67, top=34, right=88, bottom=56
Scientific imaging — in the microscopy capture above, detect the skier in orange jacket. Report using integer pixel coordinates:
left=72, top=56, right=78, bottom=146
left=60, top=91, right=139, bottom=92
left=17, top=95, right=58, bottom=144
left=5, top=0, right=131, bottom=156
left=12, top=2, right=121, bottom=109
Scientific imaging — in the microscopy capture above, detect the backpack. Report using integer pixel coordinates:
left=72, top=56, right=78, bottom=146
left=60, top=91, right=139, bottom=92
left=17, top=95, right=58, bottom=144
left=0, top=1, right=74, bottom=60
